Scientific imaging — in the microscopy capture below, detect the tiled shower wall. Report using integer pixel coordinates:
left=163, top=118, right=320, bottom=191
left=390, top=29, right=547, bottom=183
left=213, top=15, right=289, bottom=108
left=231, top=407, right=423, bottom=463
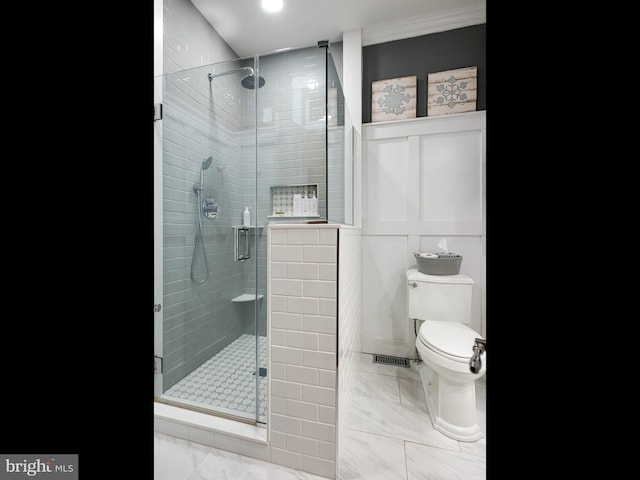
left=162, top=64, right=252, bottom=388
left=256, top=47, right=330, bottom=222
left=162, top=60, right=344, bottom=388
left=252, top=42, right=346, bottom=387
left=161, top=0, right=252, bottom=389
left=162, top=0, right=236, bottom=75
left=161, top=1, right=347, bottom=407
left=268, top=225, right=339, bottom=479
left=251, top=46, right=344, bottom=337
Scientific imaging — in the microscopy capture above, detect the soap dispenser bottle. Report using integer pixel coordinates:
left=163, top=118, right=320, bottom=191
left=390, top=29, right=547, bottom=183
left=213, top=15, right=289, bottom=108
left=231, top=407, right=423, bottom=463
left=243, top=206, right=251, bottom=227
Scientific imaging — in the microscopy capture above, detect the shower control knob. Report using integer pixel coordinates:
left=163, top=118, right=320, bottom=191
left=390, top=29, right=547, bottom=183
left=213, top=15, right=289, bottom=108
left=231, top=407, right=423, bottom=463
left=153, top=304, right=162, bottom=312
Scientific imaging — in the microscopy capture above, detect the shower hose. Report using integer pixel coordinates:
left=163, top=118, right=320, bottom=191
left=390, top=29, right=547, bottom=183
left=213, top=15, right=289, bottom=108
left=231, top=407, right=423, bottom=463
left=190, top=188, right=209, bottom=283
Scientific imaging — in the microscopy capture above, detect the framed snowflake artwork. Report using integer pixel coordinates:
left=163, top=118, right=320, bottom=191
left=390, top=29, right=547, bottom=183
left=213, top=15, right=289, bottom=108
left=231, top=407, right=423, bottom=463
left=427, top=66, right=477, bottom=116
left=371, top=75, right=417, bottom=122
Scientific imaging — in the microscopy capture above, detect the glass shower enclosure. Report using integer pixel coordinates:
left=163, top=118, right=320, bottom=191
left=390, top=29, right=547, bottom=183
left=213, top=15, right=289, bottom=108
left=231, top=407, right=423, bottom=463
left=154, top=44, right=346, bottom=426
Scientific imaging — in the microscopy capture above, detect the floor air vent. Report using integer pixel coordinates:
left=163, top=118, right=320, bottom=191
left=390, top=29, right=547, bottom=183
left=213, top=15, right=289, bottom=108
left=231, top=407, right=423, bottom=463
left=372, top=354, right=410, bottom=368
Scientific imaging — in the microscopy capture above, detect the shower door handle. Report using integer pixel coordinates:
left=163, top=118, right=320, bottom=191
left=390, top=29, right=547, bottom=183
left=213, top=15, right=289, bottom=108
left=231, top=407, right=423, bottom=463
left=245, top=227, right=251, bottom=260
left=233, top=226, right=250, bottom=262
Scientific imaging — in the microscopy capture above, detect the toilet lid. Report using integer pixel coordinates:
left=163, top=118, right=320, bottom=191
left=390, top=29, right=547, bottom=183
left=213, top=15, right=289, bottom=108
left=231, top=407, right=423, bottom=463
left=419, top=321, right=483, bottom=361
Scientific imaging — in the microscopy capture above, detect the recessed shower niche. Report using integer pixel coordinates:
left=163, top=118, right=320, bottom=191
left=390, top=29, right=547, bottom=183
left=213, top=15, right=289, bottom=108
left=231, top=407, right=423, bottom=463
left=269, top=184, right=320, bottom=220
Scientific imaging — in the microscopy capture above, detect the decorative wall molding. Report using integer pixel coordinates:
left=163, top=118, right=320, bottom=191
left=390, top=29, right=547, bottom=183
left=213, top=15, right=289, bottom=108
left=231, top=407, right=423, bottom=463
left=361, top=111, right=486, bottom=355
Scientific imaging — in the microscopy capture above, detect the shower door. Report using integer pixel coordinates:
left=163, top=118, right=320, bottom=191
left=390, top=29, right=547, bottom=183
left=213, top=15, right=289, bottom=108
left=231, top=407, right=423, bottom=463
left=154, top=56, right=267, bottom=424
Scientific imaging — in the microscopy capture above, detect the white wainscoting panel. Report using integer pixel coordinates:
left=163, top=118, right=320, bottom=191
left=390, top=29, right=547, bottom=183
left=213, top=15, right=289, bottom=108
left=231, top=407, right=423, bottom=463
left=362, top=112, right=486, bottom=356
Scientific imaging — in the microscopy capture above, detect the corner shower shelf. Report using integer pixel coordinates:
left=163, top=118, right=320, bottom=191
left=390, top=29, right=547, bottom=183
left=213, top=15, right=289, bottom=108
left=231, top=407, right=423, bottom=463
left=231, top=294, right=264, bottom=303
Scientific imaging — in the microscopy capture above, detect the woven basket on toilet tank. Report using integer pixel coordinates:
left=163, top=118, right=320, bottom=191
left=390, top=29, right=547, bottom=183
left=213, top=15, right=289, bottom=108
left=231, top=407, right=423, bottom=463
left=414, top=252, right=463, bottom=275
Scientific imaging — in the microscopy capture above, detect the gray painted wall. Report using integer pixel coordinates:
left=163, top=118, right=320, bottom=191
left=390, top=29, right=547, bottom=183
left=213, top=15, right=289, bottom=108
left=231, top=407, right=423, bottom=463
left=362, top=24, right=486, bottom=123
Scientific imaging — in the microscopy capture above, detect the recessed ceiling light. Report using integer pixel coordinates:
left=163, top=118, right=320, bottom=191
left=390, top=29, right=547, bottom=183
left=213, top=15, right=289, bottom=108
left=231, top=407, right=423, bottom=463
left=262, top=0, right=283, bottom=13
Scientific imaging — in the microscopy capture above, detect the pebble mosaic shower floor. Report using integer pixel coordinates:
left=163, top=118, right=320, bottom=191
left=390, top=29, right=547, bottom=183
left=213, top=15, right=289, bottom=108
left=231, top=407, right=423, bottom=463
left=163, top=334, right=268, bottom=423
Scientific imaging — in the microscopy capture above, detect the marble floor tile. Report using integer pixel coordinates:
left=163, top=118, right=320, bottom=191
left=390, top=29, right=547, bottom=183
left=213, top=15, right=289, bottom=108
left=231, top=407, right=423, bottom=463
left=352, top=370, right=400, bottom=404
left=155, top=351, right=486, bottom=480
left=338, top=428, right=407, bottom=480
left=187, top=446, right=326, bottom=480
left=155, top=432, right=210, bottom=480
left=458, top=434, right=486, bottom=458
left=348, top=393, right=460, bottom=452
left=398, top=377, right=428, bottom=415
left=405, top=441, right=485, bottom=480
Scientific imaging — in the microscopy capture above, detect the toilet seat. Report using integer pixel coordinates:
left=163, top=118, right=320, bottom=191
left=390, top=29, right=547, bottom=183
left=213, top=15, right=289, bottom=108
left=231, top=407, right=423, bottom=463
left=418, top=321, right=483, bottom=363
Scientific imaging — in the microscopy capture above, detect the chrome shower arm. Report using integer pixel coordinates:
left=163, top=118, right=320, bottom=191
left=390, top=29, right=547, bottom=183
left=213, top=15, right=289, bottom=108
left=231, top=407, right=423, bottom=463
left=208, top=67, right=254, bottom=81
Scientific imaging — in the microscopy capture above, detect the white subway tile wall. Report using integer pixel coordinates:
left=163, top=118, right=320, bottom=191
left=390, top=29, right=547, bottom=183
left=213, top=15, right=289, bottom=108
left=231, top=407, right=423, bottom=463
left=269, top=225, right=339, bottom=479
left=162, top=0, right=237, bottom=75
left=336, top=227, right=363, bottom=475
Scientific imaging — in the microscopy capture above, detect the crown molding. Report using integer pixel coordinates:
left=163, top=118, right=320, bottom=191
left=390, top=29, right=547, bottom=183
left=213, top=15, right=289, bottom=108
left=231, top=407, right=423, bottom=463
left=361, top=3, right=486, bottom=46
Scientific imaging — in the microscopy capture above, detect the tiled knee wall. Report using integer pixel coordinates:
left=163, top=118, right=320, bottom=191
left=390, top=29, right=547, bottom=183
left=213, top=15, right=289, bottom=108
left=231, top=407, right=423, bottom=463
left=268, top=224, right=339, bottom=479
left=155, top=224, right=347, bottom=479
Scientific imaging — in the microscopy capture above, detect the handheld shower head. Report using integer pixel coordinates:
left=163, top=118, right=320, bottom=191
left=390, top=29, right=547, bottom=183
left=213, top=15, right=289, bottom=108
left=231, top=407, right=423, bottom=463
left=194, top=156, right=213, bottom=194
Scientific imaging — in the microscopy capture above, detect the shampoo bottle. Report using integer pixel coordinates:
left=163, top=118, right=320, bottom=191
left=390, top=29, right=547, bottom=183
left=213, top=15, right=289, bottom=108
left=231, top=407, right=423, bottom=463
left=293, top=194, right=302, bottom=216
left=301, top=191, right=309, bottom=216
left=243, top=206, right=251, bottom=227
left=310, top=191, right=318, bottom=216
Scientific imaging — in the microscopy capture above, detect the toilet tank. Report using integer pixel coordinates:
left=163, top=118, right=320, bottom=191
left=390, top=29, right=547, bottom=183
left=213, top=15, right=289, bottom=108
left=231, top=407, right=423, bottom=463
left=407, top=268, right=474, bottom=323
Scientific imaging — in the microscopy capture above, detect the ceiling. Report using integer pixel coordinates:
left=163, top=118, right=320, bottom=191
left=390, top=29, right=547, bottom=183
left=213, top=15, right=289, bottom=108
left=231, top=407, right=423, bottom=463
left=190, top=0, right=486, bottom=57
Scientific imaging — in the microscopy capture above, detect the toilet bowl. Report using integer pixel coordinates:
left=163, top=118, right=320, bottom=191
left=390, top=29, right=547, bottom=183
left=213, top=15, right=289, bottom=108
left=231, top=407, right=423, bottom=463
left=406, top=268, right=486, bottom=442
left=416, top=321, right=485, bottom=442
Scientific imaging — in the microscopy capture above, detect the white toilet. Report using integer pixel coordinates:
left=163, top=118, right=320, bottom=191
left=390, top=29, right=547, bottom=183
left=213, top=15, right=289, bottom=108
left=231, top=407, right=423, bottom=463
left=407, top=267, right=486, bottom=442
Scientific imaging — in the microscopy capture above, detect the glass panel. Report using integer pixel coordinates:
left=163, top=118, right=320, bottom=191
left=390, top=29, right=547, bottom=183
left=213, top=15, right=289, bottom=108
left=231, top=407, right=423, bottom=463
left=155, top=56, right=264, bottom=423
left=154, top=42, right=350, bottom=426
left=257, top=46, right=328, bottom=223
left=326, top=47, right=352, bottom=225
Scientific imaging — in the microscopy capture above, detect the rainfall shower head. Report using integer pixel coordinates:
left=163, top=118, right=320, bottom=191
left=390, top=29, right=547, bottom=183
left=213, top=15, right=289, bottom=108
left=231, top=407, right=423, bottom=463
left=207, top=67, right=265, bottom=89
left=241, top=74, right=265, bottom=89
left=202, top=156, right=213, bottom=170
